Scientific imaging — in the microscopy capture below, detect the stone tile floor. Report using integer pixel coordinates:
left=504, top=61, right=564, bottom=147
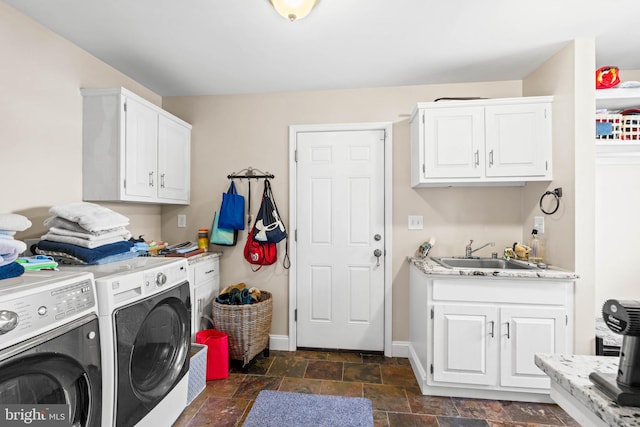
left=173, top=349, right=580, bottom=427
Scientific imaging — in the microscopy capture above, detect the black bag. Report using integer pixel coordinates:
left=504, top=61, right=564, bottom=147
left=253, top=179, right=287, bottom=243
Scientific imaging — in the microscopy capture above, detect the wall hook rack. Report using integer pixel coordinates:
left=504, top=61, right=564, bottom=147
left=227, top=166, right=274, bottom=180
left=226, top=167, right=274, bottom=227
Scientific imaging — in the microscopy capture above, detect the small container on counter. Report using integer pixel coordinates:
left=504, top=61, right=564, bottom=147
left=198, top=228, right=209, bottom=251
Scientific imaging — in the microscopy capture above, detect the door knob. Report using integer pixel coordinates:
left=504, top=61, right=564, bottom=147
left=373, top=249, right=382, bottom=267
left=374, top=234, right=382, bottom=241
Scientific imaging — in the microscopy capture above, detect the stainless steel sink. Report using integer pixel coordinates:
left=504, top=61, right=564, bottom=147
left=431, top=257, right=539, bottom=270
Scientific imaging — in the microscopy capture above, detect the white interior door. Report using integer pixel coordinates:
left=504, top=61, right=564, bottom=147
left=295, top=129, right=385, bottom=351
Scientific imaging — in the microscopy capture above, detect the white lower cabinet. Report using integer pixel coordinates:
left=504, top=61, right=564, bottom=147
left=409, top=263, right=574, bottom=402
left=188, top=254, right=220, bottom=341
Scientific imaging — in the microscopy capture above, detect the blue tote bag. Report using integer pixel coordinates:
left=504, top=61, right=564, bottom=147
left=218, top=181, right=245, bottom=230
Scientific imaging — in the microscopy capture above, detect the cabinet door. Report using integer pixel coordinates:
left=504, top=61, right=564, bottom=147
left=124, top=97, right=158, bottom=200
left=423, top=107, right=484, bottom=179
left=484, top=103, right=551, bottom=178
left=158, top=115, right=191, bottom=203
left=500, top=306, right=566, bottom=389
left=433, top=304, right=498, bottom=385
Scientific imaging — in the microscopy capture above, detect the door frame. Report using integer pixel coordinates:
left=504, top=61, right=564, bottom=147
left=288, top=122, right=393, bottom=356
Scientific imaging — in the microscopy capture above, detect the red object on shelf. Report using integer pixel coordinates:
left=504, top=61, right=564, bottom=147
left=195, top=329, right=229, bottom=380
left=596, top=66, right=620, bottom=89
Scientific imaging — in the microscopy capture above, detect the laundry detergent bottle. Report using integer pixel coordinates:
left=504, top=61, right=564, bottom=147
left=529, top=229, right=544, bottom=264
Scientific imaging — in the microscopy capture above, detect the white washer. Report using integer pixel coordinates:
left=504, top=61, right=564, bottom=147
left=61, top=257, right=191, bottom=427
left=0, top=270, right=102, bottom=426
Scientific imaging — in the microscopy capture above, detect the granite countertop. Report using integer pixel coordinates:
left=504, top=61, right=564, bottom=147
left=409, top=256, right=578, bottom=280
left=186, top=251, right=222, bottom=265
left=535, top=354, right=640, bottom=427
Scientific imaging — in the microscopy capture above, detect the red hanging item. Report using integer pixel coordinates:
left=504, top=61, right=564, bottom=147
left=244, top=225, right=277, bottom=271
left=596, top=66, right=620, bottom=89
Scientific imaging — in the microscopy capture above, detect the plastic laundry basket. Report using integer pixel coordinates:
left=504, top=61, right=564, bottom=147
left=195, top=329, right=229, bottom=380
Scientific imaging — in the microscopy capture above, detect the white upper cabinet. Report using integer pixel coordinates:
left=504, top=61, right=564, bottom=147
left=81, top=87, right=191, bottom=205
left=410, top=96, right=553, bottom=187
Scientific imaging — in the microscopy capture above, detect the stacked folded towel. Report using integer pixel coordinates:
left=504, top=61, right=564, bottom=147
left=36, top=202, right=138, bottom=265
left=0, top=213, right=32, bottom=280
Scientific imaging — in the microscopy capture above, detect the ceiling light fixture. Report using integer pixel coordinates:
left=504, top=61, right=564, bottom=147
left=269, top=0, right=318, bottom=22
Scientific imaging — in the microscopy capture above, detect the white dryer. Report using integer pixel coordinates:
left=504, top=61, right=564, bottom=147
left=61, top=257, right=191, bottom=427
left=0, top=270, right=101, bottom=426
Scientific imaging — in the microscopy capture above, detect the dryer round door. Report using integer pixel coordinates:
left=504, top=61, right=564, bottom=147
left=114, top=282, right=190, bottom=426
left=130, top=298, right=190, bottom=400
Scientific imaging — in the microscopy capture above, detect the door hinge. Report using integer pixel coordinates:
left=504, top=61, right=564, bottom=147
left=545, top=160, right=548, bottom=171
left=294, top=229, right=297, bottom=241
left=294, top=309, right=297, bottom=322
left=430, top=307, right=434, bottom=319
left=124, top=101, right=127, bottom=113
left=566, top=314, right=568, bottom=326
left=295, top=150, right=298, bottom=162
left=123, top=179, right=126, bottom=189
left=422, top=112, right=425, bottom=125
left=430, top=364, right=433, bottom=374
left=422, top=163, right=426, bottom=174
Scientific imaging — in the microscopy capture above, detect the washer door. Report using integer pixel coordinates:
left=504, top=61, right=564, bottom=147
left=0, top=356, right=89, bottom=426
left=0, top=316, right=101, bottom=427
left=114, top=282, right=190, bottom=427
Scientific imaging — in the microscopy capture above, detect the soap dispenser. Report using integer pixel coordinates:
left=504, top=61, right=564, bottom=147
left=529, top=229, right=544, bottom=264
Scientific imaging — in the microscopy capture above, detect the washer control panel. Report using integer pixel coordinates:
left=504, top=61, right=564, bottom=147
left=0, top=276, right=96, bottom=348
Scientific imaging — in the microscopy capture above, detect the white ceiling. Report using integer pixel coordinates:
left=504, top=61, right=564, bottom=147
left=6, top=0, right=640, bottom=96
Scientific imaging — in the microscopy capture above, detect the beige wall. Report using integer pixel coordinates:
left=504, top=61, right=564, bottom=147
left=523, top=39, right=596, bottom=355
left=161, top=81, right=562, bottom=340
left=1, top=1, right=163, bottom=240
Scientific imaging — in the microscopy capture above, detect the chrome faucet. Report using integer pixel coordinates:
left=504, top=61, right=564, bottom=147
left=465, top=240, right=495, bottom=257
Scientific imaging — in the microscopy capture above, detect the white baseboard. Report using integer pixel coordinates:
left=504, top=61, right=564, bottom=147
left=391, top=341, right=410, bottom=358
left=269, top=335, right=290, bottom=351
left=269, top=335, right=410, bottom=358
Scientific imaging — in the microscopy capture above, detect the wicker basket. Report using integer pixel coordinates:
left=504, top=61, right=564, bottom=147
left=212, top=291, right=272, bottom=367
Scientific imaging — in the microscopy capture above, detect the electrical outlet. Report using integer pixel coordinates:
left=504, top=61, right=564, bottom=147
left=408, top=215, right=424, bottom=230
left=177, top=214, right=186, bottom=228
left=534, top=216, right=544, bottom=233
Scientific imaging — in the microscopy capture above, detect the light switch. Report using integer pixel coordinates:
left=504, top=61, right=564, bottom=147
left=534, top=216, right=544, bottom=233
left=177, top=214, right=187, bottom=228
left=408, top=215, right=424, bottom=230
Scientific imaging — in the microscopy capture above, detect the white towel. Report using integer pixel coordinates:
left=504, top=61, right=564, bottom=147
left=0, top=239, right=26, bottom=266
left=48, top=226, right=131, bottom=242
left=49, top=202, right=129, bottom=232
left=44, top=216, right=127, bottom=235
left=0, top=213, right=32, bottom=232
